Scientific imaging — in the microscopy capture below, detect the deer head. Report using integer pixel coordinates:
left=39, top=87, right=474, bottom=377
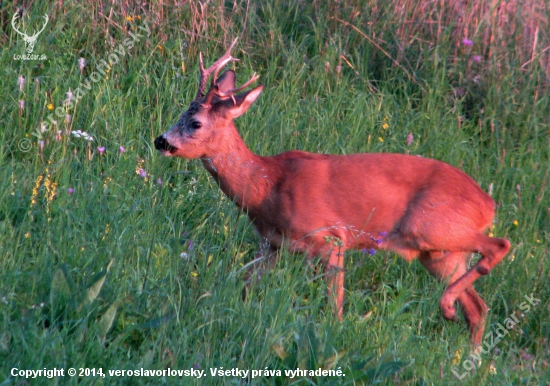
left=154, top=39, right=263, bottom=159
left=12, top=13, right=49, bottom=54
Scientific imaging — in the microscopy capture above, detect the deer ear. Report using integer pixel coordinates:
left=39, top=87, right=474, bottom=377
left=227, top=85, right=263, bottom=119
left=215, top=70, right=236, bottom=93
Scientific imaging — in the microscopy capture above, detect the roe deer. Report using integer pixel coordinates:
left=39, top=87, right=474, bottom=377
left=154, top=39, right=510, bottom=347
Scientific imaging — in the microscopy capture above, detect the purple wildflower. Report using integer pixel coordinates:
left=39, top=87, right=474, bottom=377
left=362, top=248, right=376, bottom=256
left=192, top=354, right=203, bottom=370
left=66, top=89, right=74, bottom=103
left=462, top=39, right=473, bottom=46
left=472, top=55, right=482, bottom=62
left=520, top=350, right=534, bottom=361
left=97, top=146, right=106, bottom=155
left=370, top=236, right=383, bottom=245
left=378, top=231, right=388, bottom=237
left=407, top=132, right=414, bottom=146
left=156, top=178, right=162, bottom=185
left=138, top=168, right=147, bottom=178
left=119, top=146, right=126, bottom=153
left=18, top=75, right=25, bottom=91
left=188, top=240, right=194, bottom=250
left=68, top=188, right=74, bottom=194
left=78, top=58, right=86, bottom=73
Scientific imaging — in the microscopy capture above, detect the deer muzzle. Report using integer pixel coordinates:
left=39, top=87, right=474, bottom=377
left=154, top=135, right=177, bottom=154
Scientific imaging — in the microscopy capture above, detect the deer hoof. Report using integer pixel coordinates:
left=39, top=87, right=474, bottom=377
left=440, top=295, right=459, bottom=322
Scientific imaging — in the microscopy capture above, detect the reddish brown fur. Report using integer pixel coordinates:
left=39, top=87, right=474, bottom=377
left=154, top=45, right=510, bottom=347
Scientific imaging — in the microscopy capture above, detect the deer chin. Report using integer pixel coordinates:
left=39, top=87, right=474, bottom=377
left=172, top=148, right=206, bottom=159
left=159, top=149, right=176, bottom=157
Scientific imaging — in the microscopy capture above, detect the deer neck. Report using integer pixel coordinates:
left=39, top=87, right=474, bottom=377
left=200, top=126, right=271, bottom=211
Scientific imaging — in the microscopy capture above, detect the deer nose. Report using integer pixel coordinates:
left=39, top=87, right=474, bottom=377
left=154, top=135, right=176, bottom=152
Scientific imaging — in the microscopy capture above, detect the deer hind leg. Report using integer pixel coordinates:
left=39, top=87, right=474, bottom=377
left=458, top=287, right=488, bottom=346
left=439, top=234, right=510, bottom=333
left=419, top=251, right=488, bottom=346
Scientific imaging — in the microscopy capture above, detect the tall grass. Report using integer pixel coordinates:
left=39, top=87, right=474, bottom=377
left=0, top=0, right=548, bottom=385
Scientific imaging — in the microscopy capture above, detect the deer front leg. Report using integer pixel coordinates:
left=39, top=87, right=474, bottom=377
left=325, top=249, right=346, bottom=320
left=242, top=240, right=278, bottom=299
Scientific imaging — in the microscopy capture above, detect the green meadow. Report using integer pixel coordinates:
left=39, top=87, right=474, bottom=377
left=1, top=1, right=548, bottom=384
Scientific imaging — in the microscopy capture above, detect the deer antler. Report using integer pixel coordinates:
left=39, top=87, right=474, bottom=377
left=196, top=38, right=239, bottom=100
left=11, top=13, right=25, bottom=37
left=198, top=38, right=260, bottom=107
left=31, top=14, right=49, bottom=38
left=214, top=72, right=260, bottom=104
left=11, top=13, right=48, bottom=38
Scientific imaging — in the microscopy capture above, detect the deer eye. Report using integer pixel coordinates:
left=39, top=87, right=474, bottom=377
left=190, top=121, right=202, bottom=130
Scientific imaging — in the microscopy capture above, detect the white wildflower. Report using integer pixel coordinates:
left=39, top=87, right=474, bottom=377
left=71, top=130, right=94, bottom=141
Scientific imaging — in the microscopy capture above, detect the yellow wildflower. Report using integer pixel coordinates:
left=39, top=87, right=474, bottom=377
left=513, top=220, right=519, bottom=226
left=47, top=182, right=58, bottom=203
left=451, top=349, right=463, bottom=365
left=125, top=16, right=134, bottom=21
left=103, top=176, right=113, bottom=188
left=102, top=223, right=111, bottom=241
left=43, top=171, right=55, bottom=203
left=378, top=137, right=384, bottom=142
left=47, top=103, right=54, bottom=110
left=30, top=174, right=44, bottom=207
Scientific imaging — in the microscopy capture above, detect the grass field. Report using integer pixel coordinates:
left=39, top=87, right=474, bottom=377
left=1, top=0, right=548, bottom=384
